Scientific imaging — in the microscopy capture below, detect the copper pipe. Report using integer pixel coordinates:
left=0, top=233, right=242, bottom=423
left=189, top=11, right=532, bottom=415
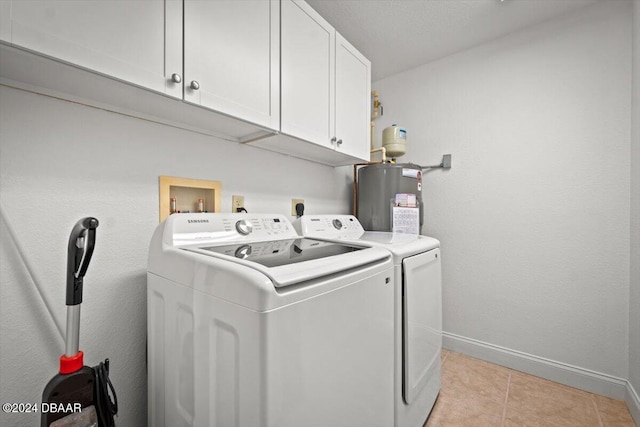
left=353, top=164, right=361, bottom=216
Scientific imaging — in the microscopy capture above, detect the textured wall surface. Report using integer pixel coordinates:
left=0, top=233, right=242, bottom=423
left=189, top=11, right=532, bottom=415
left=373, top=1, right=632, bottom=378
left=307, top=0, right=598, bottom=80
left=0, top=86, right=352, bottom=426
left=630, top=0, right=640, bottom=397
left=1, top=1, right=637, bottom=425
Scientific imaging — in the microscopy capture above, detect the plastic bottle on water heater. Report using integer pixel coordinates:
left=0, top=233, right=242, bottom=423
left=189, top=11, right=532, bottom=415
left=382, top=124, right=407, bottom=158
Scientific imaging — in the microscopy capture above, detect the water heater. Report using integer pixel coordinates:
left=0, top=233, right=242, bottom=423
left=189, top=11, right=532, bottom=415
left=357, top=163, right=424, bottom=234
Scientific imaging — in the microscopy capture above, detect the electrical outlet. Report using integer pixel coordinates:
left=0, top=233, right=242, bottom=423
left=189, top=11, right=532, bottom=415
left=232, top=195, right=244, bottom=212
left=291, top=198, right=304, bottom=216
left=442, top=154, right=452, bottom=168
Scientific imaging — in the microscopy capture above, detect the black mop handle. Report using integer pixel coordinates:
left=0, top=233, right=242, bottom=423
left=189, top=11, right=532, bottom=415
left=64, top=217, right=98, bottom=357
left=42, top=217, right=102, bottom=427
left=66, top=217, right=98, bottom=306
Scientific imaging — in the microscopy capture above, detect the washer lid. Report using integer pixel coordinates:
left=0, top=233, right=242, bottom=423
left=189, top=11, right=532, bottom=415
left=184, top=238, right=390, bottom=287
left=195, top=238, right=364, bottom=267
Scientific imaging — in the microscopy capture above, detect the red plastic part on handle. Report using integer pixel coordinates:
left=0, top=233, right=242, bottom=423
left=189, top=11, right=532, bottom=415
left=59, top=351, right=84, bottom=374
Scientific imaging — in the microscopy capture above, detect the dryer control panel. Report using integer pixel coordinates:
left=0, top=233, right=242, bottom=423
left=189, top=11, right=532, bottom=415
left=294, top=215, right=365, bottom=239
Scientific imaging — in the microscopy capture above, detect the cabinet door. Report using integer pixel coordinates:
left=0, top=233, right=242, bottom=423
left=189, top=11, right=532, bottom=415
left=0, top=0, right=182, bottom=99
left=281, top=0, right=335, bottom=148
left=335, top=32, right=371, bottom=161
left=184, top=0, right=279, bottom=131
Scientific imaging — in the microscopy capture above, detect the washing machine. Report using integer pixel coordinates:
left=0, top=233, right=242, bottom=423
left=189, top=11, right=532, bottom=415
left=294, top=215, right=442, bottom=427
left=147, top=213, right=395, bottom=427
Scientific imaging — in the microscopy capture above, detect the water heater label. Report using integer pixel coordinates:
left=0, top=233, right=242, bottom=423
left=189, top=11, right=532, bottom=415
left=402, top=169, right=422, bottom=191
left=402, top=169, right=420, bottom=179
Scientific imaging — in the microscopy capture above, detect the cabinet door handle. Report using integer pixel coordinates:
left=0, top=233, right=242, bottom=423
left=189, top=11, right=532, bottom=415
left=336, top=139, right=343, bottom=146
left=331, top=137, right=337, bottom=144
left=190, top=80, right=200, bottom=90
left=171, top=73, right=182, bottom=83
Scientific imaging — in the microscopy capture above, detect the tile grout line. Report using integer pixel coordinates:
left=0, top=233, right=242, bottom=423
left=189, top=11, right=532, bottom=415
left=500, top=373, right=512, bottom=427
left=590, top=394, right=604, bottom=427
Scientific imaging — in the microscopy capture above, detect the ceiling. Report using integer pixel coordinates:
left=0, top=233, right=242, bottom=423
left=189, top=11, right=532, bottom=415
left=306, top=0, right=600, bottom=82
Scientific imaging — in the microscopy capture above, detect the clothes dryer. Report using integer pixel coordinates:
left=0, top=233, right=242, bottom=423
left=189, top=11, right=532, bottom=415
left=294, top=215, right=442, bottom=427
left=148, top=213, right=395, bottom=427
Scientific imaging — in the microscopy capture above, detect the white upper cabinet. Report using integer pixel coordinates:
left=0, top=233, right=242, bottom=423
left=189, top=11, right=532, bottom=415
left=0, top=0, right=278, bottom=136
left=281, top=0, right=334, bottom=149
left=335, top=33, right=371, bottom=161
left=184, top=0, right=280, bottom=131
left=0, top=0, right=183, bottom=99
left=0, top=0, right=370, bottom=164
left=279, top=0, right=371, bottom=164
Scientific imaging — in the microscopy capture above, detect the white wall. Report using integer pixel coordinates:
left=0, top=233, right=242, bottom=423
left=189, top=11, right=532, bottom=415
left=629, top=0, right=640, bottom=410
left=373, top=0, right=632, bottom=382
left=0, top=86, right=352, bottom=426
left=1, top=1, right=637, bottom=425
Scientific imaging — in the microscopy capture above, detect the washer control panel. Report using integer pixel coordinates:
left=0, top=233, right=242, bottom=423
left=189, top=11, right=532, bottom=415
left=220, top=216, right=295, bottom=240
left=166, top=213, right=298, bottom=246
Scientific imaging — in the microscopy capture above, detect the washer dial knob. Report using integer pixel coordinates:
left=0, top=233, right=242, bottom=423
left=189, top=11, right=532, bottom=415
left=332, top=219, right=343, bottom=230
left=235, top=219, right=253, bottom=235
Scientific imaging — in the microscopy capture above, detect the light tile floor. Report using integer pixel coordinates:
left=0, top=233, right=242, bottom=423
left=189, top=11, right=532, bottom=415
left=424, top=350, right=637, bottom=427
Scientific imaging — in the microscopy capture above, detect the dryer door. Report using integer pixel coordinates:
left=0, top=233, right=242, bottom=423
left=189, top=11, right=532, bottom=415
left=402, top=248, right=442, bottom=404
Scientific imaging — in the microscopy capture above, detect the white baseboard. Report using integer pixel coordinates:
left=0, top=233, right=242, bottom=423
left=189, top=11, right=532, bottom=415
left=627, top=381, right=640, bottom=426
left=443, top=332, right=628, bottom=400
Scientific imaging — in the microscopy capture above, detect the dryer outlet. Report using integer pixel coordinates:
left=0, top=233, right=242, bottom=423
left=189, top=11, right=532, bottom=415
left=291, top=199, right=304, bottom=216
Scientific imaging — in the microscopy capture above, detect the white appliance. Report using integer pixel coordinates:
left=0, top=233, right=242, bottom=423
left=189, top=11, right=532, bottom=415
left=294, top=215, right=442, bottom=427
left=147, top=213, right=395, bottom=427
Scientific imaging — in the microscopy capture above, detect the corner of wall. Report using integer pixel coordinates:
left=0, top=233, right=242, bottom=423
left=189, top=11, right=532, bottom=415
left=627, top=379, right=640, bottom=427
left=629, top=2, right=640, bottom=425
